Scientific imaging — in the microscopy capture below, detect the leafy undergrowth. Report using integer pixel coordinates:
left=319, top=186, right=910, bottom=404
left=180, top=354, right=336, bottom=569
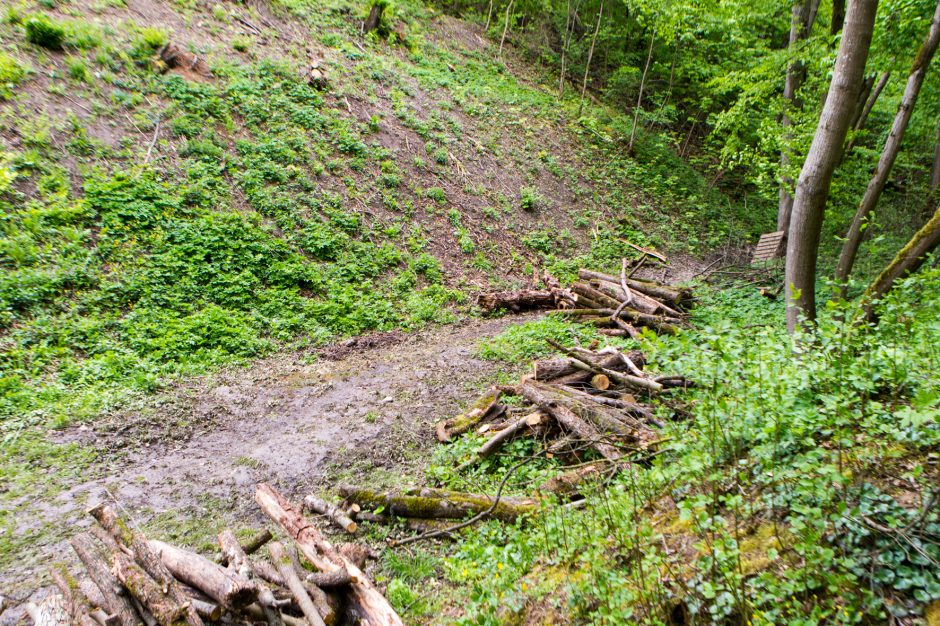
left=377, top=268, right=940, bottom=625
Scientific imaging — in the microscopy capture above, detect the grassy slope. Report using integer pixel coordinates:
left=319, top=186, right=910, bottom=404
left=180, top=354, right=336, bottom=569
left=0, top=0, right=758, bottom=567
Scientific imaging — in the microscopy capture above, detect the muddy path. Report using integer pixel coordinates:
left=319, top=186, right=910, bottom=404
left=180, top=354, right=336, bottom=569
left=1, top=314, right=532, bottom=612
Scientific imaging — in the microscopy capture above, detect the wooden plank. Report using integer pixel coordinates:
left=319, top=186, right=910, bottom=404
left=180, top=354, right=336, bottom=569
left=751, top=231, right=785, bottom=262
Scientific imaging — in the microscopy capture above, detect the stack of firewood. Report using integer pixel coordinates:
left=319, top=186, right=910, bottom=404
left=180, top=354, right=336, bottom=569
left=29, top=484, right=402, bottom=626
left=477, top=264, right=693, bottom=337
left=333, top=337, right=693, bottom=537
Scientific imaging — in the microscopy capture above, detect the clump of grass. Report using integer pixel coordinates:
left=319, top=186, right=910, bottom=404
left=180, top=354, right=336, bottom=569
left=24, top=15, right=65, bottom=50
left=0, top=54, right=25, bottom=98
left=519, top=186, right=543, bottom=212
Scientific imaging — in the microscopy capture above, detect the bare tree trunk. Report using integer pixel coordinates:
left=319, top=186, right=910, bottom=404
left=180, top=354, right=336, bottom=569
left=785, top=0, right=878, bottom=332
left=835, top=0, right=940, bottom=286
left=559, top=0, right=572, bottom=96
left=578, top=0, right=603, bottom=115
left=843, top=68, right=891, bottom=156
left=832, top=0, right=847, bottom=34
left=484, top=0, right=494, bottom=31
left=931, top=117, right=940, bottom=189
left=628, top=26, right=656, bottom=151
left=778, top=0, right=822, bottom=232
left=862, top=203, right=940, bottom=318
left=498, top=0, right=515, bottom=57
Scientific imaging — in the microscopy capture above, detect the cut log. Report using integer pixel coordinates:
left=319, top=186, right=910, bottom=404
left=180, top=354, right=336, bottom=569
left=148, top=540, right=257, bottom=610
left=285, top=545, right=342, bottom=626
left=241, top=529, right=273, bottom=557
left=590, top=280, right=684, bottom=317
left=254, top=484, right=404, bottom=626
left=590, top=374, right=610, bottom=390
left=88, top=505, right=203, bottom=626
left=50, top=566, right=99, bottom=626
left=243, top=604, right=305, bottom=626
left=435, top=389, right=503, bottom=442
left=26, top=594, right=70, bottom=626
left=111, top=552, right=186, bottom=626
left=336, top=485, right=538, bottom=522
left=475, top=412, right=543, bottom=460
left=576, top=269, right=692, bottom=306
left=267, top=542, right=325, bottom=626
left=547, top=341, right=663, bottom=393
left=69, top=534, right=142, bottom=626
left=303, top=495, right=358, bottom=534
left=476, top=288, right=571, bottom=313
left=538, top=462, right=613, bottom=498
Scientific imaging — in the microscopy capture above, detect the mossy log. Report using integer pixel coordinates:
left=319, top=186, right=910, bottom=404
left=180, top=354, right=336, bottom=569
left=89, top=505, right=203, bottom=626
left=69, top=534, right=142, bottom=626
left=254, top=483, right=404, bottom=626
left=336, top=485, right=538, bottom=522
left=148, top=540, right=257, bottom=610
left=435, top=388, right=504, bottom=442
left=476, top=288, right=571, bottom=313
left=111, top=552, right=186, bottom=626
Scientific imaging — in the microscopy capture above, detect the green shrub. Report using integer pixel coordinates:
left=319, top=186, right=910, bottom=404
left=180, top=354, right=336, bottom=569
left=231, top=35, right=250, bottom=52
left=24, top=15, right=66, bottom=50
left=0, top=54, right=25, bottom=98
left=66, top=56, right=89, bottom=81
left=519, top=186, right=543, bottom=212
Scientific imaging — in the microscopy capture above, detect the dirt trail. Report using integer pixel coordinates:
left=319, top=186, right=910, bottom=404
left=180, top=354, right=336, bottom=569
left=0, top=314, right=531, bottom=612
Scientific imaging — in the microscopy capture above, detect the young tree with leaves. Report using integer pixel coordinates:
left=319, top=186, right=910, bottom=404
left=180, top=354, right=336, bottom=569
left=834, top=0, right=940, bottom=287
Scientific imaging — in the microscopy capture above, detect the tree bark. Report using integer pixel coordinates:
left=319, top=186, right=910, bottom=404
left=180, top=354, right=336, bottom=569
left=50, top=566, right=99, bottom=626
left=835, top=1, right=940, bottom=286
left=147, top=540, right=257, bottom=610
left=779, top=0, right=822, bottom=232
left=931, top=117, right=940, bottom=190
left=26, top=594, right=70, bottom=626
left=435, top=388, right=504, bottom=442
left=498, top=0, right=515, bottom=57
left=785, top=0, right=878, bottom=332
left=254, top=484, right=404, bottom=626
left=862, top=203, right=940, bottom=318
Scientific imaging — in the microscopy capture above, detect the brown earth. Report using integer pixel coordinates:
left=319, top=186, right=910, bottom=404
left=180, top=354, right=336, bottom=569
left=0, top=313, right=534, bottom=619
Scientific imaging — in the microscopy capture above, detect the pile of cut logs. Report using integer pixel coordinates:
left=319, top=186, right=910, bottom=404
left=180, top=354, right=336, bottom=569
left=333, top=336, right=693, bottom=537
left=28, top=483, right=402, bottom=626
left=477, top=263, right=693, bottom=338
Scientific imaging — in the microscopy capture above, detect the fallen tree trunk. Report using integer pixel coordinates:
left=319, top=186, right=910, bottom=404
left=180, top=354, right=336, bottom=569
left=533, top=351, right=645, bottom=382
left=538, top=462, right=614, bottom=498
left=576, top=269, right=692, bottom=306
left=254, top=484, right=403, bottom=626
left=267, top=542, right=325, bottom=626
left=476, top=288, right=571, bottom=313
left=69, top=534, right=141, bottom=626
left=336, top=485, right=538, bottom=522
left=148, top=540, right=257, bottom=610
left=50, top=566, right=100, bottom=626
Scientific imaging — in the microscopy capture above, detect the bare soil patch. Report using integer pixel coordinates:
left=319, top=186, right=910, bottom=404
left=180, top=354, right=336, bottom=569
left=0, top=314, right=532, bottom=614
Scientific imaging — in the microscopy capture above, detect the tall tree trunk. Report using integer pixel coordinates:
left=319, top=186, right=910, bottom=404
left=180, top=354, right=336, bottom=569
left=834, top=0, right=940, bottom=286
left=862, top=203, right=940, bottom=319
left=832, top=0, right=847, bottom=35
left=843, top=67, right=891, bottom=156
left=931, top=117, right=940, bottom=189
left=498, top=0, right=515, bottom=57
left=778, top=0, right=822, bottom=232
left=628, top=25, right=656, bottom=151
left=785, top=0, right=878, bottom=332
left=485, top=0, right=495, bottom=31
left=578, top=0, right=603, bottom=115
left=559, top=0, right=573, bottom=96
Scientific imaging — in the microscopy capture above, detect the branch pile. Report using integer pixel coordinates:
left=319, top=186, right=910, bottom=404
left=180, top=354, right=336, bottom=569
left=31, top=484, right=402, bottom=626
left=477, top=263, right=694, bottom=338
